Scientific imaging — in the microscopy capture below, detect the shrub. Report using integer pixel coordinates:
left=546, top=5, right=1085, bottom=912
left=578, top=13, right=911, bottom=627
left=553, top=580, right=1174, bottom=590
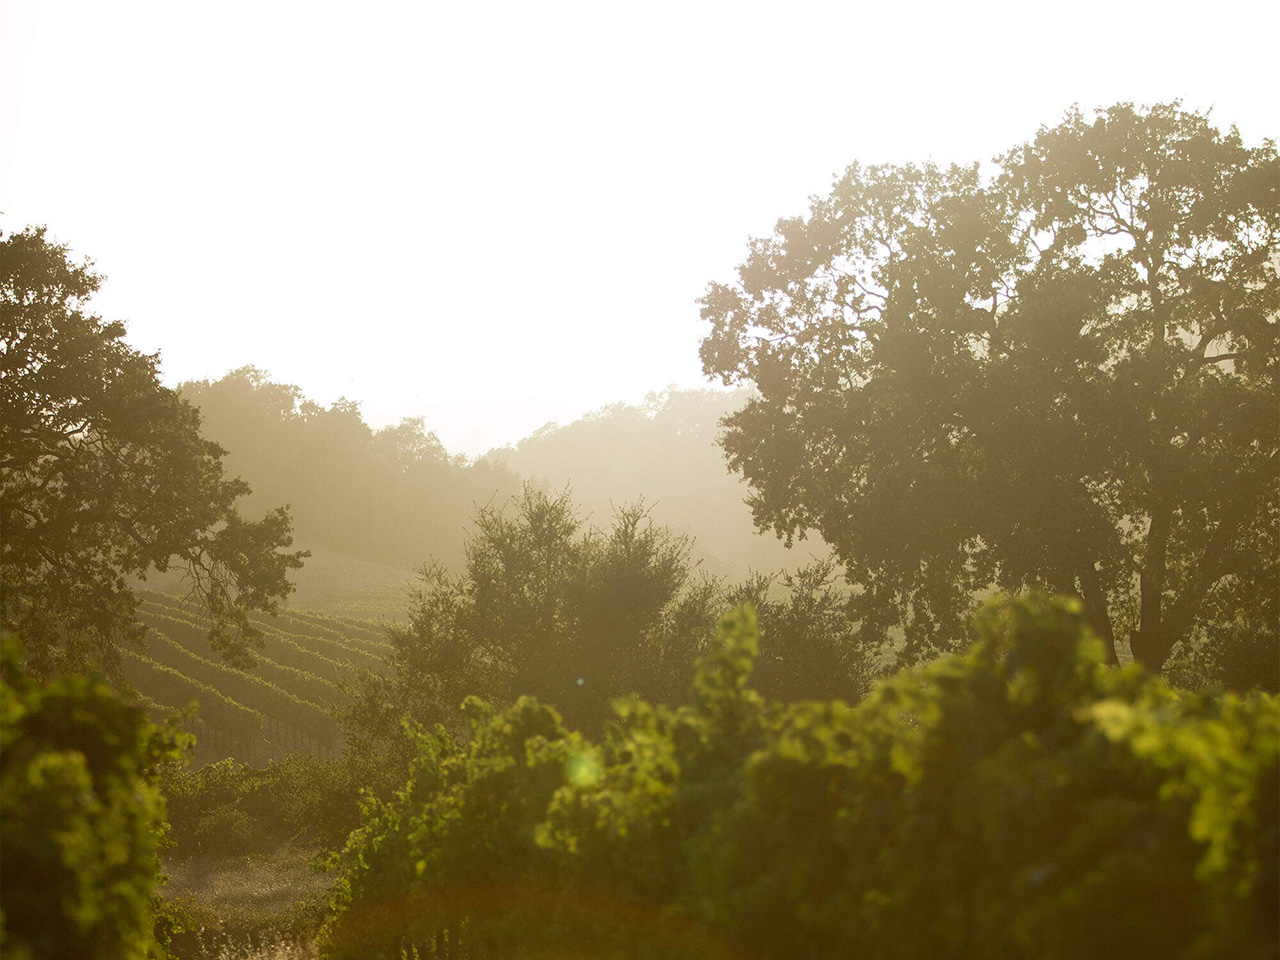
left=0, top=633, right=188, bottom=960
left=321, top=597, right=1279, bottom=959
left=723, top=597, right=1279, bottom=959
left=339, top=489, right=876, bottom=805
left=162, top=752, right=362, bottom=859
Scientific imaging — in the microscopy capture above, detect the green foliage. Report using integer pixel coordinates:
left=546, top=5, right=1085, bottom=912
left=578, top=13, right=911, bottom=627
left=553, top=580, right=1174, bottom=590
left=324, top=609, right=768, bottom=960
left=1164, top=620, right=1280, bottom=694
left=725, top=596, right=1278, bottom=959
left=323, top=699, right=543, bottom=957
left=0, top=633, right=189, bottom=960
left=699, top=103, right=1279, bottom=671
left=341, top=488, right=875, bottom=789
left=322, top=596, right=1279, bottom=959
left=0, top=227, right=307, bottom=673
left=342, top=487, right=727, bottom=753
left=162, top=752, right=362, bottom=857
left=726, top=558, right=879, bottom=702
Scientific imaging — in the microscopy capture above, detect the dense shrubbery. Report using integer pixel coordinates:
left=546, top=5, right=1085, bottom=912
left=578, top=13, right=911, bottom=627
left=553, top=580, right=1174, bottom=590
left=323, top=596, right=1279, bottom=960
left=162, top=752, right=363, bottom=858
left=726, top=559, right=878, bottom=702
left=724, top=601, right=1279, bottom=960
left=0, top=634, right=188, bottom=960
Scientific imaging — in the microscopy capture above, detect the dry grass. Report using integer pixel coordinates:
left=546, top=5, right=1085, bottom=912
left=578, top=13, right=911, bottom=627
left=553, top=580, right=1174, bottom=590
left=161, top=844, right=332, bottom=960
left=175, top=932, right=319, bottom=960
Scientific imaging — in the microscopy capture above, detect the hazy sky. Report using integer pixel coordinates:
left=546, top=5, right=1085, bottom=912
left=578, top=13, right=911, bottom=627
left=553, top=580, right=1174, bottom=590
left=2, top=0, right=1275, bottom=455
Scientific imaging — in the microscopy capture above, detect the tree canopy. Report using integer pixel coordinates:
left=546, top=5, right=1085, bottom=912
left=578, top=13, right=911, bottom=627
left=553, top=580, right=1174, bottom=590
left=700, top=103, right=1278, bottom=670
left=0, top=226, right=306, bottom=673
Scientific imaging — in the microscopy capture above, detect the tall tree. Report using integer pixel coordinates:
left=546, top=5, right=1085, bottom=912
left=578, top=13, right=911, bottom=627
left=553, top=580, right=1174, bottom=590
left=700, top=103, right=1278, bottom=669
left=0, top=226, right=306, bottom=673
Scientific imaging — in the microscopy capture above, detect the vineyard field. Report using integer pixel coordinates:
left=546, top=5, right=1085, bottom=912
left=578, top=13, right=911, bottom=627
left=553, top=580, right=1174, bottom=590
left=125, top=591, right=391, bottom=765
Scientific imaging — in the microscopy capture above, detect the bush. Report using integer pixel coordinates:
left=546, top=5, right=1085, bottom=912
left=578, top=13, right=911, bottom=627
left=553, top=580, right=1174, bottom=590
left=0, top=633, right=188, bottom=960
left=162, top=752, right=362, bottom=859
left=724, top=597, right=1279, bottom=959
left=338, top=488, right=876, bottom=804
left=321, top=596, right=1279, bottom=960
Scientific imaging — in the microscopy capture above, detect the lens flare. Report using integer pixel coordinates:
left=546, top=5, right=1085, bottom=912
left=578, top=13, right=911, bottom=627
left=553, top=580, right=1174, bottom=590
left=564, top=750, right=603, bottom=790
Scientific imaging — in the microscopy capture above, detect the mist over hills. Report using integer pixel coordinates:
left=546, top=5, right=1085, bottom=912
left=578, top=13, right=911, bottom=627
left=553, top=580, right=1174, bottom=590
left=483, top=387, right=822, bottom=579
left=175, top=368, right=821, bottom=615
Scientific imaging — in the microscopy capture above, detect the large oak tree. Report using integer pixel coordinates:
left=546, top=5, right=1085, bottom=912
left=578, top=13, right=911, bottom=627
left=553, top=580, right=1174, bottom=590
left=700, top=104, right=1278, bottom=669
left=0, top=226, right=306, bottom=674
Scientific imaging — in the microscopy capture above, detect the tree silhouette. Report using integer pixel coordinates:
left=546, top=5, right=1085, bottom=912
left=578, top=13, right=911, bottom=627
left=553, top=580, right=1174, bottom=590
left=0, top=226, right=306, bottom=673
left=700, top=103, right=1278, bottom=669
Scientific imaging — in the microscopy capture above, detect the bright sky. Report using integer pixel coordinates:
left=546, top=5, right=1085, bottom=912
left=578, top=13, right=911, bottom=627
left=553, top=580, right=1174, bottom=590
left=2, top=0, right=1275, bottom=455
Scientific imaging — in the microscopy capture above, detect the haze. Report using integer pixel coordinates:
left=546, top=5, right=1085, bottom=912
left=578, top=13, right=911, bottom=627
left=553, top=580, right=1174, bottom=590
left=2, top=0, right=1274, bottom=455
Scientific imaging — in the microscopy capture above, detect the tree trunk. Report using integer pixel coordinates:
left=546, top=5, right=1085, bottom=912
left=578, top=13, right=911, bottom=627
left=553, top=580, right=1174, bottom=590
left=1132, top=452, right=1276, bottom=669
left=1077, top=562, right=1118, bottom=664
left=1132, top=497, right=1173, bottom=669
left=1130, top=623, right=1174, bottom=670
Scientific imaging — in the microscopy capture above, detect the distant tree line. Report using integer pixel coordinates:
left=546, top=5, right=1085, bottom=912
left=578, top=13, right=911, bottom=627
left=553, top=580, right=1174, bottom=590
left=179, top=367, right=520, bottom=571
left=484, top=388, right=820, bottom=580
left=181, top=372, right=821, bottom=584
